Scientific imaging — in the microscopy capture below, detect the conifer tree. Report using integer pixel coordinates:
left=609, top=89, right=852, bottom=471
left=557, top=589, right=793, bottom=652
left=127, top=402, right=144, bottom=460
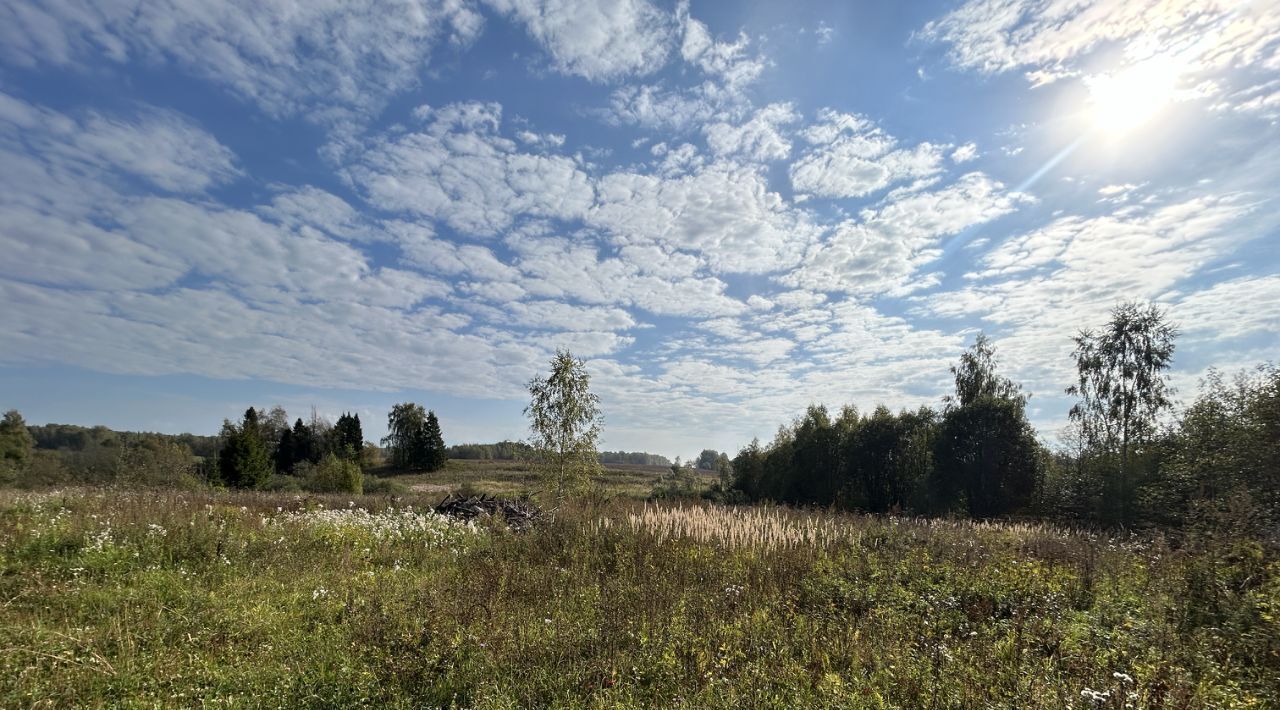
left=274, top=426, right=295, bottom=473
left=218, top=408, right=272, bottom=489
left=423, top=411, right=447, bottom=472
left=333, top=412, right=364, bottom=461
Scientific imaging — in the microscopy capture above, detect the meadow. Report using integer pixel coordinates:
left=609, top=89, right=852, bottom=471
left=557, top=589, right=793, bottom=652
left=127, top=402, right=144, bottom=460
left=383, top=458, right=695, bottom=500
left=2, top=484, right=1276, bottom=708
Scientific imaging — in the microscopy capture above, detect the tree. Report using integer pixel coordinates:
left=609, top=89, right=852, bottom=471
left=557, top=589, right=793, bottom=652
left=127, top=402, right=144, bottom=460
left=333, top=412, right=363, bottom=461
left=946, top=332, right=1026, bottom=411
left=934, top=398, right=1041, bottom=517
left=933, top=335, right=1039, bottom=517
left=714, top=452, right=733, bottom=492
left=843, top=406, right=938, bottom=513
left=1067, top=301, right=1177, bottom=523
left=524, top=349, right=603, bottom=500
left=731, top=438, right=765, bottom=500
left=382, top=403, right=444, bottom=471
left=422, top=411, right=447, bottom=472
left=0, top=409, right=35, bottom=469
left=218, top=408, right=272, bottom=489
left=258, top=405, right=290, bottom=450
left=1164, top=364, right=1280, bottom=530
left=290, top=417, right=321, bottom=467
left=274, top=426, right=296, bottom=474
left=696, top=449, right=720, bottom=470
left=383, top=403, right=426, bottom=470
left=787, top=405, right=841, bottom=505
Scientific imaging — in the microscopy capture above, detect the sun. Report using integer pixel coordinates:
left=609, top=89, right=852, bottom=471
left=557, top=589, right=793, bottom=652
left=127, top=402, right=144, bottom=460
left=1085, top=57, right=1182, bottom=136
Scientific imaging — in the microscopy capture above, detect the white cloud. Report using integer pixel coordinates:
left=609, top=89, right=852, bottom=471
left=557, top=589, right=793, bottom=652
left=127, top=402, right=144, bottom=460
left=678, top=1, right=766, bottom=90
left=0, top=0, right=486, bottom=121
left=790, top=109, right=948, bottom=199
left=704, top=102, right=799, bottom=162
left=785, top=172, right=1026, bottom=294
left=484, top=0, right=674, bottom=82
left=345, top=101, right=595, bottom=236
left=387, top=220, right=519, bottom=281
left=950, top=142, right=979, bottom=163
left=590, top=160, right=823, bottom=274
left=915, top=191, right=1270, bottom=411
left=506, top=233, right=749, bottom=318
left=601, top=83, right=723, bottom=132
left=0, top=93, right=238, bottom=195
left=920, top=0, right=1280, bottom=110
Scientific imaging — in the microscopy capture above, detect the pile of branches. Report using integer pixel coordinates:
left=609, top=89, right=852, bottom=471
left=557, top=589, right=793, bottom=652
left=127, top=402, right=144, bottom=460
left=434, top=493, right=542, bottom=530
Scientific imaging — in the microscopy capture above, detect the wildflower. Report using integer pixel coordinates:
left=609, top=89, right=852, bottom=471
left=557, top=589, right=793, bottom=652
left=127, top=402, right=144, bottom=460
left=1113, top=671, right=1134, bottom=684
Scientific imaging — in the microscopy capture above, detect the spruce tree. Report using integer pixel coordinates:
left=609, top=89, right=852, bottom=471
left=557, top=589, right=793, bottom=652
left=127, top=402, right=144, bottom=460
left=218, top=408, right=272, bottom=489
left=423, top=411, right=447, bottom=472
left=274, top=426, right=295, bottom=474
left=333, top=412, right=364, bottom=461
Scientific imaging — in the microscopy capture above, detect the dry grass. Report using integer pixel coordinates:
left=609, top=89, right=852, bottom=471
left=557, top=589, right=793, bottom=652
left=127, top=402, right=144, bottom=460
left=1, top=487, right=1276, bottom=707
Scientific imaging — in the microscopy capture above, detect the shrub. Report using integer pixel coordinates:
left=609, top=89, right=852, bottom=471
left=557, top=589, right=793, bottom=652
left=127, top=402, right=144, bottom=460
left=362, top=475, right=409, bottom=495
left=307, top=454, right=363, bottom=494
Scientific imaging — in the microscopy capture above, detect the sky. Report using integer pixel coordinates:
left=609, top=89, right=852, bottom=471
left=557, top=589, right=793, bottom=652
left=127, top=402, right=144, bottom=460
left=0, top=0, right=1277, bottom=459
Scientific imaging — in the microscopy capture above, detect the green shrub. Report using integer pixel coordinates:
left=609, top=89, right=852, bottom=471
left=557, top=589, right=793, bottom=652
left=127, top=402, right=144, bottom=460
left=362, top=475, right=408, bottom=495
left=262, top=474, right=304, bottom=493
left=14, top=450, right=72, bottom=488
left=306, top=454, right=363, bottom=494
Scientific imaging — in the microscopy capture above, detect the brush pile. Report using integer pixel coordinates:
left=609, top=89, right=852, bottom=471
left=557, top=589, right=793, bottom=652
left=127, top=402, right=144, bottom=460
left=434, top=493, right=542, bottom=530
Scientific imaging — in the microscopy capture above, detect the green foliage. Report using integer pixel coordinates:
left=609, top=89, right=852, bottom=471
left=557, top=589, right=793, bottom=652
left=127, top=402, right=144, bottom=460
left=448, top=440, right=534, bottom=460
left=306, top=454, right=363, bottom=494
left=289, top=417, right=322, bottom=467
left=332, top=412, right=364, bottom=462
left=0, top=409, right=35, bottom=468
left=934, top=398, right=1042, bottom=517
left=695, top=449, right=720, bottom=470
left=1068, top=301, right=1177, bottom=524
left=1159, top=364, right=1280, bottom=531
left=650, top=460, right=700, bottom=499
left=599, top=450, right=671, bottom=466
left=114, top=440, right=202, bottom=489
left=524, top=349, right=603, bottom=499
left=382, top=403, right=446, bottom=472
left=946, top=332, right=1026, bottom=410
left=422, top=411, right=447, bottom=472
left=217, top=408, right=273, bottom=489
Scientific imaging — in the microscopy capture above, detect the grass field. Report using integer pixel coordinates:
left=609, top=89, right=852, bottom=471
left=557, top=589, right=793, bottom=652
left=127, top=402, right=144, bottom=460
left=1, top=485, right=1277, bottom=707
left=376, top=458, right=712, bottom=500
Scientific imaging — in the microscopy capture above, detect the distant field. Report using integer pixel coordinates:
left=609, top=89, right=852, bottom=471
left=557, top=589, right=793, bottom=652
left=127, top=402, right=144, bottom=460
left=375, top=458, right=715, bottom=500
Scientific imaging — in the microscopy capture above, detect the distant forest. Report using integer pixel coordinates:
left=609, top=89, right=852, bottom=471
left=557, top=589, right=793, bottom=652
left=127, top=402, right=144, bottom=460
left=447, top=440, right=670, bottom=467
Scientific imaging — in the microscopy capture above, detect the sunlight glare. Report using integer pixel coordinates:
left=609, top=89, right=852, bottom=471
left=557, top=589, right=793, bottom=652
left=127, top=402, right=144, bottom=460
left=1085, top=57, right=1181, bottom=136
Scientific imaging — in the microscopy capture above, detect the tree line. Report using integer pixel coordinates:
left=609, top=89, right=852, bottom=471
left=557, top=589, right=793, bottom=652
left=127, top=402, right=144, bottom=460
left=723, top=302, right=1278, bottom=531
left=446, top=440, right=670, bottom=467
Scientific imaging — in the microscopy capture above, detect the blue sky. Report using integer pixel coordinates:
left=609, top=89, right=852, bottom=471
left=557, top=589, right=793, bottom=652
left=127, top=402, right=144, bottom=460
left=1, top=0, right=1277, bottom=459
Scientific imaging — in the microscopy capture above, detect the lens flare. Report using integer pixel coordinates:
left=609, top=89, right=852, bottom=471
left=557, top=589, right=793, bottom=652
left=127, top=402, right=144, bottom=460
left=1085, top=57, right=1182, bottom=136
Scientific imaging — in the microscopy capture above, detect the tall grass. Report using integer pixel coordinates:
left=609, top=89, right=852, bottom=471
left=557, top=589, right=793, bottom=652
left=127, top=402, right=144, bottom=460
left=1, top=488, right=1276, bottom=707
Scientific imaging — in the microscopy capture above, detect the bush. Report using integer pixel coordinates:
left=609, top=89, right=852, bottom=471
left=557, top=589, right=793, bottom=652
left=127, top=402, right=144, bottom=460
left=306, top=454, right=363, bottom=494
left=262, top=474, right=304, bottom=493
left=15, top=451, right=73, bottom=488
left=115, top=442, right=204, bottom=489
left=363, top=475, right=409, bottom=495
